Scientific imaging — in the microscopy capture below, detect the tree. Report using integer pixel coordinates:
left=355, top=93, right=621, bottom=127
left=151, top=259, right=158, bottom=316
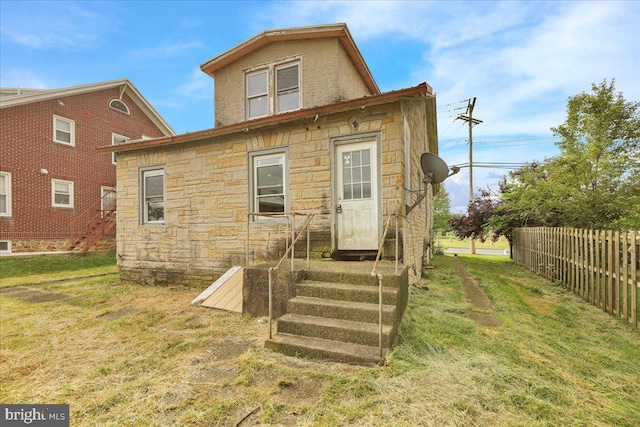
left=433, top=186, right=452, bottom=232
left=448, top=188, right=499, bottom=242
left=502, top=79, right=640, bottom=230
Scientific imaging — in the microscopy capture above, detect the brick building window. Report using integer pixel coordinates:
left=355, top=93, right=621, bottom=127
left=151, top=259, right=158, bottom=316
left=53, top=115, right=75, bottom=146
left=52, top=179, right=74, bottom=208
left=0, top=241, right=10, bottom=254
left=109, top=99, right=130, bottom=115
left=142, top=168, right=165, bottom=224
left=0, top=172, right=11, bottom=217
left=112, top=133, right=129, bottom=164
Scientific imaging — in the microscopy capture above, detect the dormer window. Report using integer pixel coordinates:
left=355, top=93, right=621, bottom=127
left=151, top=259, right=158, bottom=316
left=247, top=70, right=269, bottom=119
left=109, top=99, right=130, bottom=115
left=244, top=57, right=301, bottom=120
left=276, top=63, right=300, bottom=113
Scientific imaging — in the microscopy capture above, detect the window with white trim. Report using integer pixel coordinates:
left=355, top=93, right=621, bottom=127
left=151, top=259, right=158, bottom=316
left=0, top=172, right=11, bottom=217
left=275, top=63, right=300, bottom=113
left=52, top=179, right=74, bottom=208
left=112, top=133, right=129, bottom=164
left=251, top=152, right=287, bottom=215
left=142, top=168, right=165, bottom=224
left=0, top=240, right=11, bottom=254
left=245, top=58, right=301, bottom=120
left=53, top=115, right=75, bottom=146
left=109, top=99, right=130, bottom=115
left=246, top=70, right=269, bottom=119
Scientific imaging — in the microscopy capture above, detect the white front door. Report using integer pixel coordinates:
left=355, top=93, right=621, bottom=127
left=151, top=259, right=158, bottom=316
left=336, top=140, right=379, bottom=250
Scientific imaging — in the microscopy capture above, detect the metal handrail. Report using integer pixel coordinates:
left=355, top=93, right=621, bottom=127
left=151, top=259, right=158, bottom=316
left=265, top=214, right=316, bottom=339
left=371, top=212, right=399, bottom=358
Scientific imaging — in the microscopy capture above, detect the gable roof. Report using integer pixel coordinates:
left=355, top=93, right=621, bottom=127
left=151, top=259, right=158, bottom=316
left=98, top=82, right=434, bottom=155
left=0, top=79, right=175, bottom=136
left=200, top=23, right=379, bottom=95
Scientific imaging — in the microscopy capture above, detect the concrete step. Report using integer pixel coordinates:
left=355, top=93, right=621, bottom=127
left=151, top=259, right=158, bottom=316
left=296, top=280, right=398, bottom=305
left=277, top=313, right=394, bottom=347
left=287, top=296, right=396, bottom=325
left=265, top=333, right=387, bottom=366
left=304, top=269, right=405, bottom=288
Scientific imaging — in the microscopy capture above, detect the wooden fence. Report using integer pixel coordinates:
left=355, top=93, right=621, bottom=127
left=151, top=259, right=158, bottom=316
left=512, top=227, right=639, bottom=328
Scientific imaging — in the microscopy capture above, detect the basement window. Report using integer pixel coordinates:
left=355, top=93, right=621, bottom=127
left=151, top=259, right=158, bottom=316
left=0, top=240, right=10, bottom=254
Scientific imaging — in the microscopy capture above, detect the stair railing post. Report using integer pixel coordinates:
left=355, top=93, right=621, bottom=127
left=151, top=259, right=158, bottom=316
left=306, top=214, right=311, bottom=269
left=268, top=267, right=274, bottom=339
left=395, top=214, right=399, bottom=275
left=246, top=214, right=251, bottom=267
left=291, top=214, right=295, bottom=272
left=377, top=273, right=383, bottom=358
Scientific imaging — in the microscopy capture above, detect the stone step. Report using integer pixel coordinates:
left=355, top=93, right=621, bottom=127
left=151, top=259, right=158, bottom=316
left=303, top=269, right=405, bottom=288
left=277, top=313, right=394, bottom=347
left=287, top=296, right=396, bottom=325
left=265, top=333, right=387, bottom=366
left=296, top=280, right=398, bottom=305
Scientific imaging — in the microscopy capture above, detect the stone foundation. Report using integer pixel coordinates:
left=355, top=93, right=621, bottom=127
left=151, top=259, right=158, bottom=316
left=2, top=237, right=116, bottom=254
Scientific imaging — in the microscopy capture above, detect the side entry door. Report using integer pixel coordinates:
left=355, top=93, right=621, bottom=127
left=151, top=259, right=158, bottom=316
left=335, top=140, right=379, bottom=251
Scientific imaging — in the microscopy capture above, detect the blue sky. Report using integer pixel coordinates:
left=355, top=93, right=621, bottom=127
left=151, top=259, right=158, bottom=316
left=2, top=0, right=639, bottom=212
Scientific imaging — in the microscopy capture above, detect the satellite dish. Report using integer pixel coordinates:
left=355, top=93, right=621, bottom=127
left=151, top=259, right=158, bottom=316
left=420, top=153, right=449, bottom=184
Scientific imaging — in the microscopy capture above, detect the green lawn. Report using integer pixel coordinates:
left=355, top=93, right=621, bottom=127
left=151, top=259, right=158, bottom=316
left=0, top=252, right=117, bottom=287
left=435, top=235, right=510, bottom=250
left=1, top=253, right=639, bottom=426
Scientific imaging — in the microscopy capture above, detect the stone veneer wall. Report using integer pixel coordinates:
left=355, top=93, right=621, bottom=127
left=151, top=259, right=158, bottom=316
left=116, top=99, right=433, bottom=288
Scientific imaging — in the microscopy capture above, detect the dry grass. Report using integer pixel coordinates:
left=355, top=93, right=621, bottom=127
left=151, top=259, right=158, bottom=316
left=1, top=255, right=639, bottom=426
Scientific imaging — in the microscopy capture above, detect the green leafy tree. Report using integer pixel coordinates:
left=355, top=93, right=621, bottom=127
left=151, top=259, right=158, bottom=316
left=503, top=79, right=640, bottom=230
left=433, top=186, right=452, bottom=232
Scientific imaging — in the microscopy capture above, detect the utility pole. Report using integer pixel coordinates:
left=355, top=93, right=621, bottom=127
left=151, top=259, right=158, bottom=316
left=456, top=97, right=482, bottom=254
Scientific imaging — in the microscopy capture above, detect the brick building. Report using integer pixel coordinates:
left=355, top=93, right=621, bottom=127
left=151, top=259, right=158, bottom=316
left=100, top=24, right=440, bottom=287
left=0, top=79, right=174, bottom=253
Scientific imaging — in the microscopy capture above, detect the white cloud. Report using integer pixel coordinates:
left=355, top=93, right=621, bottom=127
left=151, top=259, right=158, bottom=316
left=128, top=41, right=205, bottom=60
left=0, top=69, right=52, bottom=89
left=0, top=1, right=116, bottom=50
left=174, top=66, right=212, bottom=101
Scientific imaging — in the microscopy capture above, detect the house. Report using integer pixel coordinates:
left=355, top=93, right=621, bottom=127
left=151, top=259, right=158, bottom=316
left=0, top=79, right=175, bottom=254
left=99, top=24, right=440, bottom=363
left=101, top=23, right=439, bottom=285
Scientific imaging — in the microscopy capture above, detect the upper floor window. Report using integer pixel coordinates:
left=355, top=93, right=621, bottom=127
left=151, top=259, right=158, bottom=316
left=52, top=179, right=74, bottom=208
left=141, top=168, right=165, bottom=224
left=276, top=63, right=300, bottom=113
left=112, top=133, right=129, bottom=165
left=109, top=99, right=130, bottom=115
left=53, top=115, right=75, bottom=146
left=245, top=58, right=301, bottom=120
left=0, top=172, right=11, bottom=217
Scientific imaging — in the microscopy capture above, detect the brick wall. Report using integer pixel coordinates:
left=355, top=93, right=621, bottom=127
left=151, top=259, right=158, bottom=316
left=0, top=88, right=166, bottom=252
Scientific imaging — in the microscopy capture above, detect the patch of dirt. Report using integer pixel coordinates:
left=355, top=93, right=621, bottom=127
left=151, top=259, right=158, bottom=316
left=206, top=339, right=257, bottom=361
left=97, top=307, right=138, bottom=320
left=276, top=377, right=326, bottom=406
left=452, top=257, right=501, bottom=328
left=0, top=286, right=73, bottom=303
